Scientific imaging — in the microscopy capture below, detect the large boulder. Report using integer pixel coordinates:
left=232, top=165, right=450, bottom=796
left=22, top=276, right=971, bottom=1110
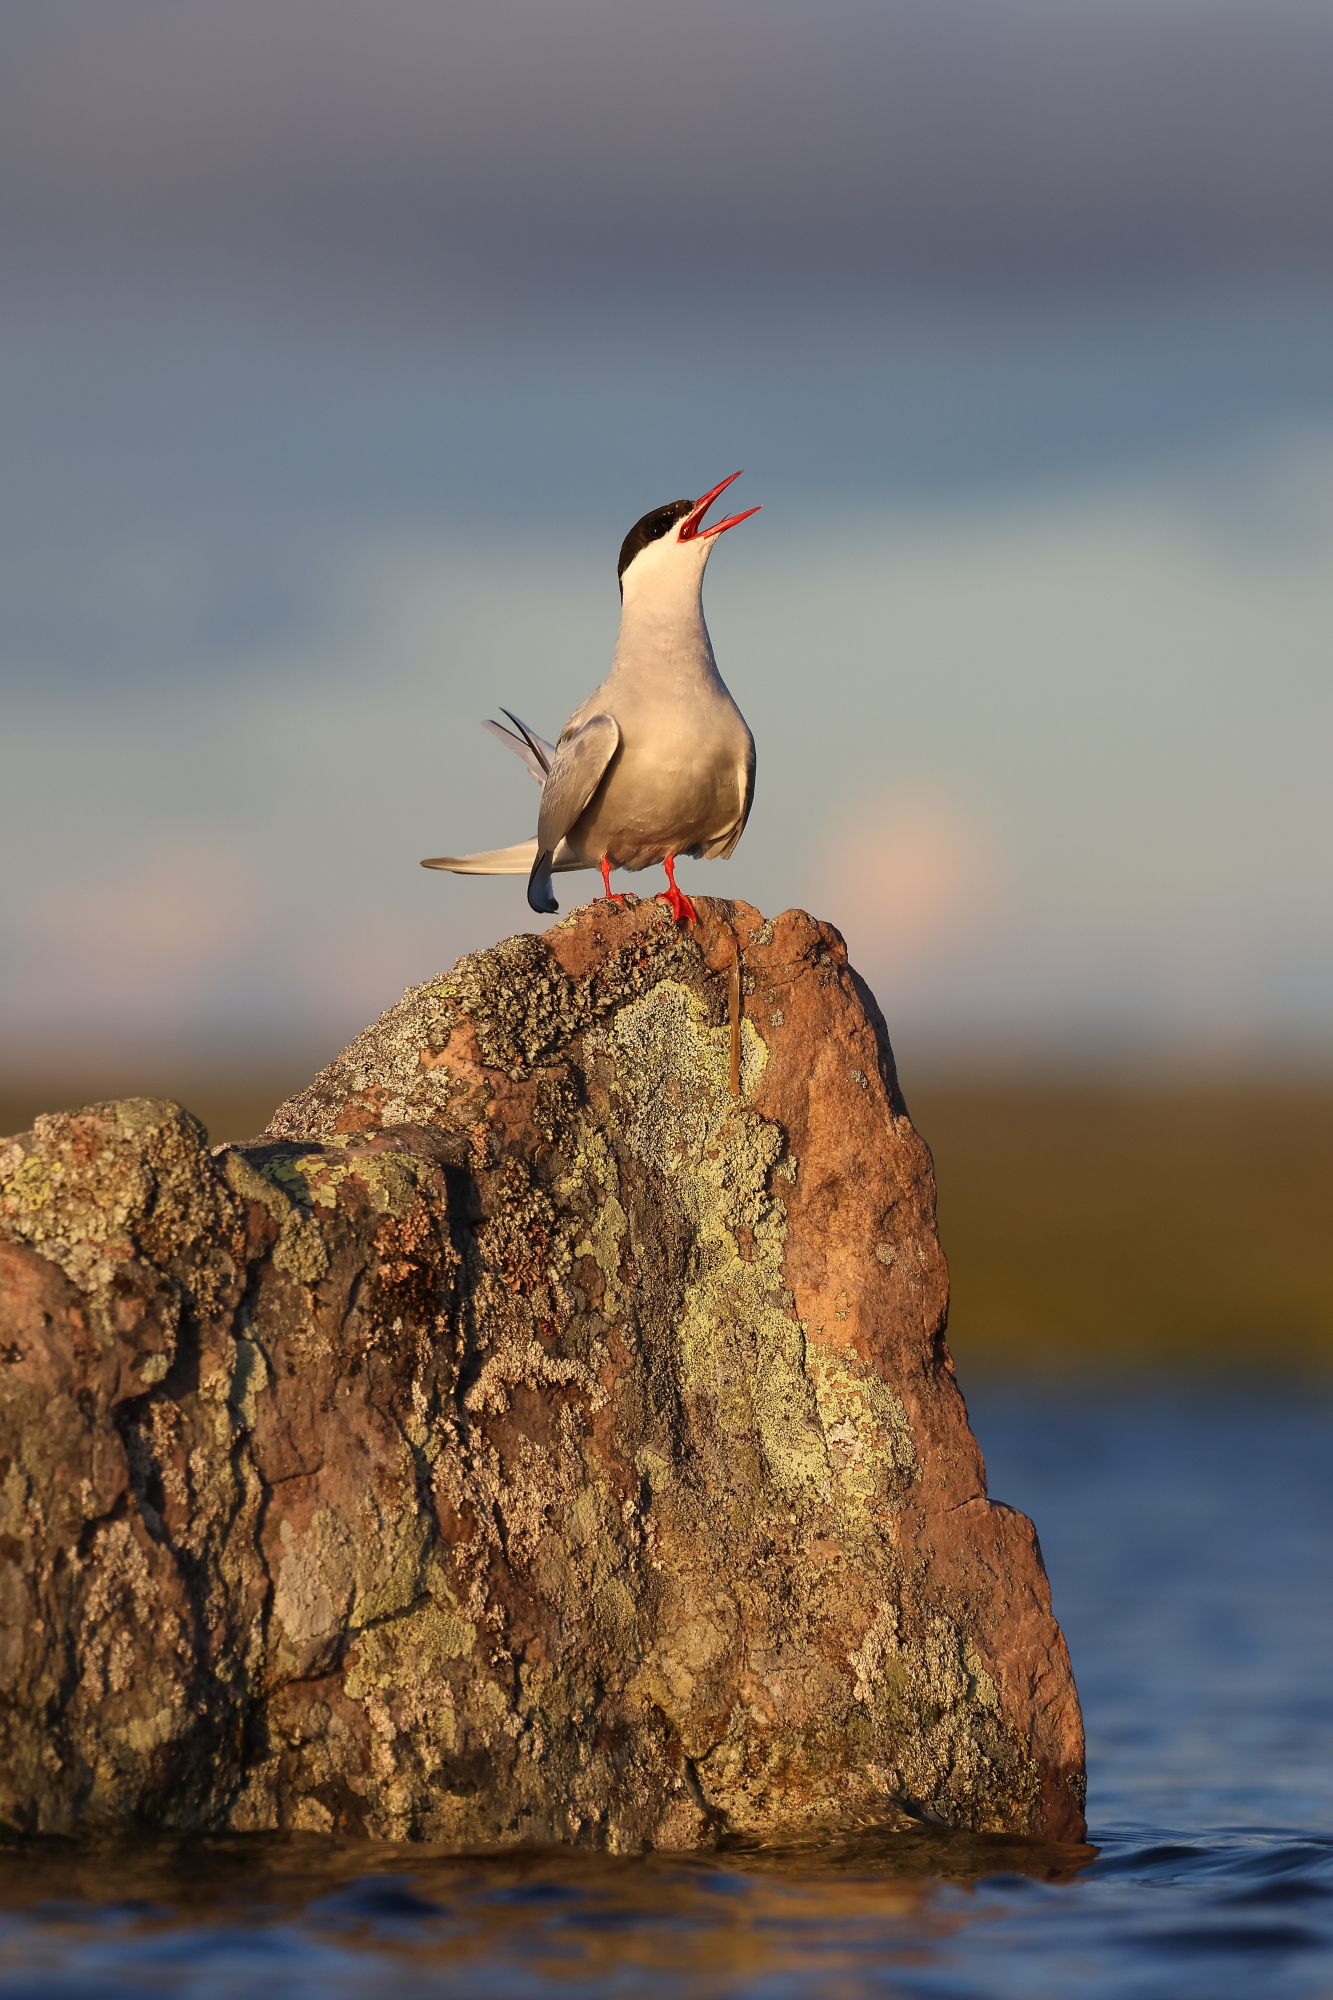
left=0, top=898, right=1086, bottom=1847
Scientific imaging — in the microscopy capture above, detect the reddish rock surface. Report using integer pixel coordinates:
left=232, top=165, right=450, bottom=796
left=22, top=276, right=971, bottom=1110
left=0, top=898, right=1085, bottom=1846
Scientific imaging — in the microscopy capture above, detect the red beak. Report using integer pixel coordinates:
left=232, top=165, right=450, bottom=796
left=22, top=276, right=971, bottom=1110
left=677, top=470, right=762, bottom=543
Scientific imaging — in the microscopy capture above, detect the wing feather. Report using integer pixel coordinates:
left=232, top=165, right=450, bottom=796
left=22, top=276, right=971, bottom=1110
left=528, top=712, right=620, bottom=914
left=536, top=714, right=620, bottom=856
left=482, top=712, right=556, bottom=784
left=500, top=710, right=555, bottom=776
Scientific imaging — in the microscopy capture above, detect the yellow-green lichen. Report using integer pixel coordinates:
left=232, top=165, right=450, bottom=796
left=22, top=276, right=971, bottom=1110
left=596, top=982, right=829, bottom=1501
left=271, top=1212, right=330, bottom=1285
left=844, top=1601, right=1036, bottom=1830
left=0, top=1100, right=241, bottom=1322
left=343, top=1593, right=477, bottom=1730
left=268, top=1156, right=352, bottom=1210
left=230, top=1142, right=429, bottom=1228
left=229, top=1332, right=269, bottom=1431
left=963, top=1642, right=1000, bottom=1709
left=222, top=1150, right=293, bottom=1224
left=350, top=1523, right=440, bottom=1632
left=1, top=1153, right=61, bottom=1213
left=805, top=1345, right=920, bottom=1524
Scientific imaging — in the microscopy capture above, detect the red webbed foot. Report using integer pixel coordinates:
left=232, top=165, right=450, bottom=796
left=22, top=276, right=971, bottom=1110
left=657, top=854, right=698, bottom=924
left=599, top=854, right=627, bottom=905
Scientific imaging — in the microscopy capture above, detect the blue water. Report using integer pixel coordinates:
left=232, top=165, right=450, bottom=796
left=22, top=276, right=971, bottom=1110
left=3, top=1393, right=1330, bottom=1998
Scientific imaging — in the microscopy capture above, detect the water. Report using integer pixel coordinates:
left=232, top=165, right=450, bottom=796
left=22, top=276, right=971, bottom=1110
left=2, top=1392, right=1330, bottom=1998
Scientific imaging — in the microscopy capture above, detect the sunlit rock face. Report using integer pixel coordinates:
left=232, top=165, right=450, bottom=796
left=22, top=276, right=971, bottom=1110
left=0, top=899, right=1086, bottom=1848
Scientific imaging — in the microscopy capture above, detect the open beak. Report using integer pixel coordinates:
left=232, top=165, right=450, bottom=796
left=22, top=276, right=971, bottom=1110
left=677, top=470, right=761, bottom=543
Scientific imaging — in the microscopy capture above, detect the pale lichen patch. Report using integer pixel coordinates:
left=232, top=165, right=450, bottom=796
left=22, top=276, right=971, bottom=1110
left=590, top=983, right=828, bottom=1503
left=805, top=1345, right=920, bottom=1524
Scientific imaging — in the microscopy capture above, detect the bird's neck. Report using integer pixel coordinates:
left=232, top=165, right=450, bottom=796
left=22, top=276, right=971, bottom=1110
left=611, top=570, right=718, bottom=686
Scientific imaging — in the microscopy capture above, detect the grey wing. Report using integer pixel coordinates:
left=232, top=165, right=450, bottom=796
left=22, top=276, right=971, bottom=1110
left=536, top=713, right=620, bottom=855
left=527, top=712, right=620, bottom=914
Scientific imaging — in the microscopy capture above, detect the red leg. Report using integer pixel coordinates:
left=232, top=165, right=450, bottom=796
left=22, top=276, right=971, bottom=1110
left=658, top=853, right=698, bottom=924
left=599, top=853, right=627, bottom=905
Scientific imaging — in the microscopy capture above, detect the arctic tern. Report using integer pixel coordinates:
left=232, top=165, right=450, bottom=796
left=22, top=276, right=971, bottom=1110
left=421, top=471, right=759, bottom=923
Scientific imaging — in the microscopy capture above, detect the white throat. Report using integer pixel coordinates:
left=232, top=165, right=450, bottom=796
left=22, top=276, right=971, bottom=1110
left=612, top=537, right=716, bottom=682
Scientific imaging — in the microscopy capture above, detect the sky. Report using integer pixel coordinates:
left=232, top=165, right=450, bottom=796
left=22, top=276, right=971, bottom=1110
left=3, top=0, right=1333, bottom=1079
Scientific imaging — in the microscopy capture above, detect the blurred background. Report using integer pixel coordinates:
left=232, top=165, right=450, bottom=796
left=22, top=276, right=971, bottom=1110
left=3, top=0, right=1331, bottom=1377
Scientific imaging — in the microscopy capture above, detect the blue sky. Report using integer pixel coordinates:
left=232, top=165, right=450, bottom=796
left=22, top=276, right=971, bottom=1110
left=4, top=1, right=1333, bottom=1075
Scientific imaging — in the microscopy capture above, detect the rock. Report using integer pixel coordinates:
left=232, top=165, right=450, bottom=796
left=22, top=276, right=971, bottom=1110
left=0, top=898, right=1086, bottom=1848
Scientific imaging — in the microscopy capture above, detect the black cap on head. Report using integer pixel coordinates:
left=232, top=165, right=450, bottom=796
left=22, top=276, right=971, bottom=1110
left=617, top=500, right=693, bottom=588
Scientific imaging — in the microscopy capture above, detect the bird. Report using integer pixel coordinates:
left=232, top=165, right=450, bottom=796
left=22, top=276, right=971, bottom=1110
left=421, top=471, right=760, bottom=924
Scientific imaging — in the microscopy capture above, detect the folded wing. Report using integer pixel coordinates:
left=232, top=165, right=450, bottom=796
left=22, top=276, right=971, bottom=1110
left=422, top=709, right=617, bottom=906
left=529, top=713, right=620, bottom=914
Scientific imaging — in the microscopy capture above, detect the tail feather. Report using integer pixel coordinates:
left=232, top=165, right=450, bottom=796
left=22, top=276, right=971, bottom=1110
left=421, top=840, right=539, bottom=876
left=483, top=715, right=555, bottom=784
left=421, top=838, right=587, bottom=882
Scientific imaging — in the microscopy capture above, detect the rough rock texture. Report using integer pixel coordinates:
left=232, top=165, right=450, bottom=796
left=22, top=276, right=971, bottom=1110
left=0, top=898, right=1085, bottom=1848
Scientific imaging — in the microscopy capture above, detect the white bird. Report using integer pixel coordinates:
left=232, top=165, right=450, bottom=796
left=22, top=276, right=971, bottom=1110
left=421, top=471, right=760, bottom=923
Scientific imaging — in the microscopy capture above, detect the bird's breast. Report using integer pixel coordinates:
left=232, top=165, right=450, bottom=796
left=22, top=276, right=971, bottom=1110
left=568, top=690, right=751, bottom=871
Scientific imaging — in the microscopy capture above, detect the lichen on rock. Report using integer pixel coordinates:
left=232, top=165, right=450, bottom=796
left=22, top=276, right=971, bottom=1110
left=0, top=896, right=1086, bottom=1849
